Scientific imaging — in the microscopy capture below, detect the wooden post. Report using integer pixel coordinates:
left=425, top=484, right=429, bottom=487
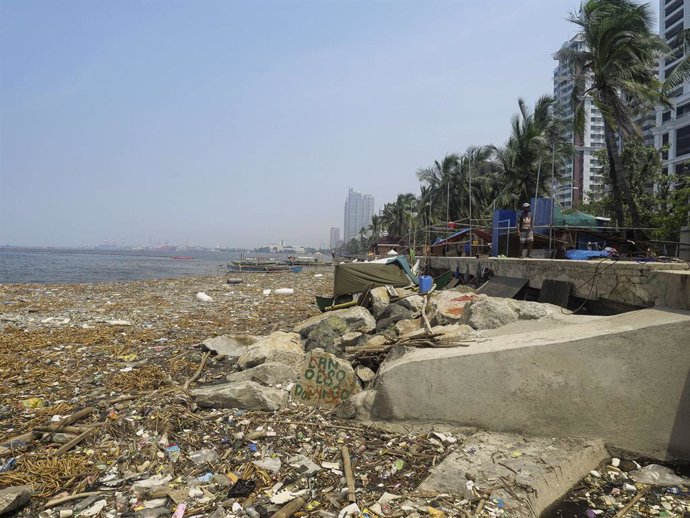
left=341, top=445, right=357, bottom=503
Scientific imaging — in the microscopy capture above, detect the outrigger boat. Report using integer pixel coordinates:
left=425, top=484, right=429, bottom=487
left=227, top=263, right=302, bottom=273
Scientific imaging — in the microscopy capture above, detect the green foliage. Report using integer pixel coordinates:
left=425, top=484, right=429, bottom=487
left=581, top=138, right=690, bottom=241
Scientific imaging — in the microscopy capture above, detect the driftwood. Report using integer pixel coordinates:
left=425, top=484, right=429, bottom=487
left=270, top=497, right=305, bottom=518
left=1, top=431, right=41, bottom=449
left=44, top=491, right=102, bottom=509
left=613, top=489, right=648, bottom=518
left=341, top=445, right=357, bottom=503
left=35, top=423, right=104, bottom=434
left=183, top=351, right=210, bottom=391
left=54, top=407, right=95, bottom=431
left=52, top=425, right=103, bottom=457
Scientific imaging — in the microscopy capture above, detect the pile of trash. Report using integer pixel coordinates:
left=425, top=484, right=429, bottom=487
left=2, top=272, right=688, bottom=517
left=545, top=458, right=690, bottom=518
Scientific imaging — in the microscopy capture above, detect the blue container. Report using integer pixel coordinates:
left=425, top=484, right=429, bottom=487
left=418, top=275, right=433, bottom=294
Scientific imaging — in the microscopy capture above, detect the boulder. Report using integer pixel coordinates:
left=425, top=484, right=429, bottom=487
left=236, top=331, right=303, bottom=370
left=226, top=362, right=300, bottom=386
left=433, top=290, right=479, bottom=325
left=395, top=318, right=422, bottom=336
left=369, top=287, right=391, bottom=319
left=376, top=304, right=416, bottom=332
left=397, top=295, right=424, bottom=313
left=202, top=334, right=259, bottom=359
left=192, top=381, right=288, bottom=411
left=506, top=299, right=550, bottom=320
left=291, top=349, right=361, bottom=408
left=334, top=389, right=376, bottom=420
left=294, top=307, right=376, bottom=337
left=304, top=316, right=349, bottom=355
left=334, top=331, right=363, bottom=349
left=0, top=486, right=32, bottom=516
left=461, top=296, right=519, bottom=330
left=355, top=365, right=376, bottom=383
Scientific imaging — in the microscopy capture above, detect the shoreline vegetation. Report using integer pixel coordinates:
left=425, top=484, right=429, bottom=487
left=343, top=0, right=690, bottom=257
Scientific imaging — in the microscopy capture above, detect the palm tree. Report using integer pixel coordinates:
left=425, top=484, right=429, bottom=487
left=559, top=0, right=669, bottom=230
left=368, top=214, right=382, bottom=241
left=455, top=145, right=497, bottom=222
left=380, top=193, right=418, bottom=242
left=416, top=154, right=461, bottom=223
left=491, top=96, right=569, bottom=209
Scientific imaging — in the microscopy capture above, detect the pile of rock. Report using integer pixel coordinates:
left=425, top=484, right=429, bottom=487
left=193, top=287, right=554, bottom=416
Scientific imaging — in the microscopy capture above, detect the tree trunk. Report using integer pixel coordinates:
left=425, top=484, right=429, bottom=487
left=602, top=122, right=627, bottom=224
left=603, top=120, right=643, bottom=235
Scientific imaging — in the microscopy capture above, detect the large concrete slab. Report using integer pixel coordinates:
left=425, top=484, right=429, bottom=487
left=418, top=431, right=608, bottom=517
left=427, top=257, right=690, bottom=310
left=373, top=308, right=690, bottom=460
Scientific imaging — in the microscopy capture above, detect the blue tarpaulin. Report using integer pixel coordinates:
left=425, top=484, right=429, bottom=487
left=432, top=228, right=470, bottom=246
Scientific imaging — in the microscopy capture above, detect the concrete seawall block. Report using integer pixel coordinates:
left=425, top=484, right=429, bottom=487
left=374, top=308, right=690, bottom=460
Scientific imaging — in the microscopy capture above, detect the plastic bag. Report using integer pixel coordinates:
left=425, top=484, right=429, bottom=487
left=629, top=464, right=690, bottom=486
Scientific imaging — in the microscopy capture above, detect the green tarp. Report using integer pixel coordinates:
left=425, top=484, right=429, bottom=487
left=333, top=257, right=416, bottom=297
left=553, top=206, right=598, bottom=227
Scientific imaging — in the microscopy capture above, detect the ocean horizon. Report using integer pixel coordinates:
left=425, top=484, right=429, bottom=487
left=0, top=247, right=245, bottom=284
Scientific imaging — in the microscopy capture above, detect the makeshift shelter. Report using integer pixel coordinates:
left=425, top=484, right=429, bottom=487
left=333, top=256, right=417, bottom=297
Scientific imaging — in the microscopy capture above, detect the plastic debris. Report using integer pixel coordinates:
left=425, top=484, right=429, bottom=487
left=79, top=499, right=107, bottom=517
left=0, top=458, right=17, bottom=473
left=629, top=464, right=690, bottom=486
left=196, top=292, right=213, bottom=302
left=188, top=448, right=218, bottom=465
left=275, top=288, right=294, bottom=295
left=228, top=479, right=256, bottom=498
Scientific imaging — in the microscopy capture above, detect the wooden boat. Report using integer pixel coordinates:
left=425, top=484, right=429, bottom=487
left=315, top=294, right=354, bottom=312
left=227, top=263, right=302, bottom=273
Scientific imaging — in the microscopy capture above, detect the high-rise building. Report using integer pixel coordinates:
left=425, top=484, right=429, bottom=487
left=654, top=0, right=690, bottom=176
left=343, top=188, right=375, bottom=243
left=329, top=227, right=340, bottom=250
left=553, top=34, right=607, bottom=207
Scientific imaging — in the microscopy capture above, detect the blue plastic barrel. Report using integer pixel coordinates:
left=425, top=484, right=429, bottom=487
left=418, top=275, right=433, bottom=294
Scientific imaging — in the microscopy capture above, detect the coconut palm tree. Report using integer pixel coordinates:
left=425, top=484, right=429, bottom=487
left=367, top=214, right=382, bottom=241
left=380, top=193, right=418, bottom=242
left=416, top=154, right=461, bottom=223
left=559, top=0, right=669, bottom=230
left=491, top=96, right=569, bottom=209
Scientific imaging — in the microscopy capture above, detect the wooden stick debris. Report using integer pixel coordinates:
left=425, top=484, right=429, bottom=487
left=270, top=497, right=305, bottom=518
left=475, top=498, right=486, bottom=515
left=341, top=445, right=357, bottom=503
left=0, top=431, right=41, bottom=449
left=44, top=491, right=102, bottom=509
left=35, top=423, right=103, bottom=434
left=52, top=425, right=102, bottom=457
left=54, top=407, right=95, bottom=431
left=183, top=351, right=210, bottom=391
left=613, top=488, right=647, bottom=518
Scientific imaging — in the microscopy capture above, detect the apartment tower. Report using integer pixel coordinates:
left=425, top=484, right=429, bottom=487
left=654, top=0, right=690, bottom=176
left=553, top=34, right=607, bottom=207
left=343, top=188, right=375, bottom=243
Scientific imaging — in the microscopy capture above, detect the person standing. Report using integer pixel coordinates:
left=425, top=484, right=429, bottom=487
left=518, top=202, right=534, bottom=258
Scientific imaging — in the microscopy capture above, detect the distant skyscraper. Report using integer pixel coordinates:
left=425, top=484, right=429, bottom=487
left=553, top=34, right=606, bottom=207
left=343, top=188, right=375, bottom=243
left=654, top=0, right=690, bottom=176
left=329, top=227, right=340, bottom=249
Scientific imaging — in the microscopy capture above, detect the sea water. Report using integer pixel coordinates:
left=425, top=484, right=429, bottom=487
left=0, top=248, right=241, bottom=284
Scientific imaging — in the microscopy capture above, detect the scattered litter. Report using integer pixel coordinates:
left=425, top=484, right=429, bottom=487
left=630, top=464, right=690, bottom=486
left=196, top=292, right=213, bottom=302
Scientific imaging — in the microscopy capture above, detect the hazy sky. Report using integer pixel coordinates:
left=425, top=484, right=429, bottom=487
left=0, top=0, right=659, bottom=248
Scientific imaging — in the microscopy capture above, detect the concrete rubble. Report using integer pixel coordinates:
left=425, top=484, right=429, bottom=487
left=1, top=269, right=688, bottom=517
